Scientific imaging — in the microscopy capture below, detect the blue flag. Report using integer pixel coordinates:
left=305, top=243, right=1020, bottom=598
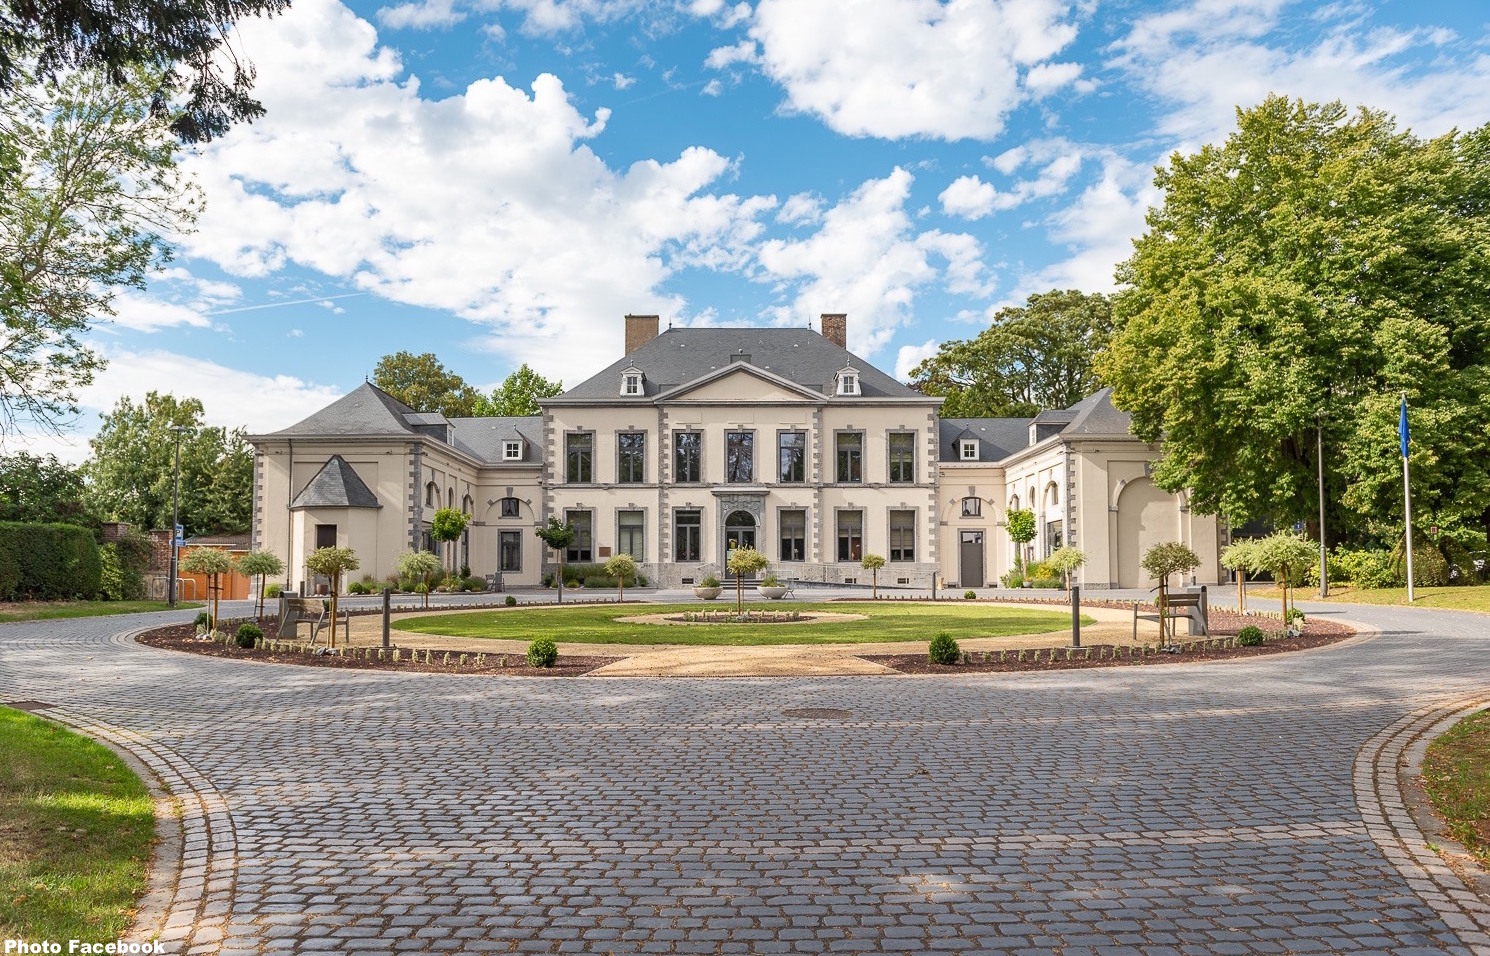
left=1399, top=395, right=1410, bottom=458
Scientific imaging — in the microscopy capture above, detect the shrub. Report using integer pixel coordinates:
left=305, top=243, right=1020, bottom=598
left=964, top=589, right=977, bottom=599
left=1025, top=559, right=1055, bottom=579
left=235, top=623, right=263, bottom=648
left=0, top=521, right=103, bottom=600
left=761, top=574, right=782, bottom=587
left=700, top=575, right=722, bottom=588
left=527, top=637, right=558, bottom=668
left=1029, top=576, right=1064, bottom=589
left=541, top=572, right=555, bottom=588
left=1286, top=607, right=1305, bottom=625
left=194, top=611, right=210, bottom=629
left=1390, top=541, right=1450, bottom=587
left=1236, top=625, right=1265, bottom=647
left=1000, top=570, right=1024, bottom=588
left=459, top=564, right=471, bottom=579
left=347, top=580, right=369, bottom=595
left=1333, top=548, right=1396, bottom=589
left=583, top=575, right=618, bottom=589
left=461, top=576, right=486, bottom=592
left=504, top=595, right=517, bottom=607
left=265, top=583, right=283, bottom=598
left=98, top=531, right=150, bottom=601
left=560, top=562, right=642, bottom=587
left=928, top=632, right=960, bottom=665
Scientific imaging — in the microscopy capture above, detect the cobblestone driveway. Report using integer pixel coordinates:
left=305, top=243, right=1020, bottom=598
left=3, top=602, right=1490, bottom=955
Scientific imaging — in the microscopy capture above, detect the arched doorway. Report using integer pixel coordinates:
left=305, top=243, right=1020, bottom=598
left=724, top=510, right=756, bottom=555
left=1116, top=477, right=1178, bottom=588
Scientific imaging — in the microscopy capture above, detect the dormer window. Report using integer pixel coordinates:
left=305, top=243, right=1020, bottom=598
left=959, top=439, right=978, bottom=460
left=502, top=440, right=523, bottom=461
left=835, top=367, right=860, bottom=396
left=620, top=367, right=643, bottom=397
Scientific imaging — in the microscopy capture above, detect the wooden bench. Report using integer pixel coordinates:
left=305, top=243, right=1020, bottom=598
left=278, top=596, right=350, bottom=646
left=1133, top=586, right=1208, bottom=642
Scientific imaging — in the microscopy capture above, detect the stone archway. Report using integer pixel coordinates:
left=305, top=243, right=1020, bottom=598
left=1115, top=477, right=1178, bottom=588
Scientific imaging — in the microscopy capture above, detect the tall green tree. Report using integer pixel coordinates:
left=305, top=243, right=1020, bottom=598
left=474, top=364, right=563, bottom=417
left=0, top=0, right=288, bottom=143
left=0, top=66, right=200, bottom=438
left=0, top=452, right=90, bottom=524
left=373, top=352, right=483, bottom=418
left=82, top=392, right=252, bottom=535
left=910, top=290, right=1113, bottom=417
left=1101, top=96, right=1490, bottom=540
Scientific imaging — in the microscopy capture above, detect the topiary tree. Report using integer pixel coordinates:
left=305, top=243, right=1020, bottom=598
left=1006, top=508, right=1037, bottom=578
left=1047, top=545, right=1086, bottom=593
left=534, top=517, right=576, bottom=604
left=395, top=549, right=442, bottom=609
left=304, top=546, right=359, bottom=647
left=726, top=545, right=769, bottom=618
left=237, top=549, right=285, bottom=618
left=1255, top=531, right=1317, bottom=628
left=1140, top=542, right=1201, bottom=642
left=1220, top=538, right=1262, bottom=613
left=861, top=553, right=885, bottom=599
left=429, top=507, right=469, bottom=571
left=604, top=552, right=637, bottom=603
left=180, top=548, right=234, bottom=634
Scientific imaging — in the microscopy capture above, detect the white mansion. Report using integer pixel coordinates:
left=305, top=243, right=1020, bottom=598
left=249, top=314, right=1224, bottom=593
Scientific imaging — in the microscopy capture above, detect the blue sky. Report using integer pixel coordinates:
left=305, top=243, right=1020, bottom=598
left=36, top=0, right=1490, bottom=459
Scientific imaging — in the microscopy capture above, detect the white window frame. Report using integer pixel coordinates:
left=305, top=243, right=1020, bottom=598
left=622, top=372, right=642, bottom=396
left=837, top=371, right=860, bottom=396
left=960, top=440, right=978, bottom=460
left=502, top=440, right=522, bottom=461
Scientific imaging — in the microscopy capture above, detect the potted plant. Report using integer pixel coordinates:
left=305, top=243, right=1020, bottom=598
left=757, top=574, right=788, bottom=600
left=694, top=575, right=723, bottom=600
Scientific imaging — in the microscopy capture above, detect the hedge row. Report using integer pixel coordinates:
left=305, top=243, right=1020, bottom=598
left=0, top=522, right=103, bottom=600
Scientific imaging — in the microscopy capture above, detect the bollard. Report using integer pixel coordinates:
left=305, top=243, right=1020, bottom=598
left=1071, top=585, right=1081, bottom=648
left=382, top=588, right=392, bottom=649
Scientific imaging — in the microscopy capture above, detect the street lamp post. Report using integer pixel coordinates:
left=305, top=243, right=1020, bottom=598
left=1317, top=414, right=1328, bottom=598
left=167, top=425, right=189, bottom=608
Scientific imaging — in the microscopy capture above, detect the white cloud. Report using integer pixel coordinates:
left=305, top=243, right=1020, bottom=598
left=612, top=72, right=636, bottom=90
left=493, top=0, right=647, bottom=35
left=701, top=78, right=723, bottom=96
left=938, top=175, right=999, bottom=219
left=377, top=0, right=464, bottom=29
left=776, top=192, right=823, bottom=225
left=894, top=338, right=939, bottom=380
left=741, top=0, right=1084, bottom=140
left=689, top=0, right=752, bottom=28
left=1024, top=61, right=1084, bottom=98
left=187, top=0, right=775, bottom=378
left=705, top=39, right=759, bottom=70
left=941, top=140, right=1083, bottom=219
left=106, top=293, right=213, bottom=333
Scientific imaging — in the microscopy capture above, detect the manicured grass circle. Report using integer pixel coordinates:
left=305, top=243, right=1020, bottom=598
left=394, top=601, right=1088, bottom=646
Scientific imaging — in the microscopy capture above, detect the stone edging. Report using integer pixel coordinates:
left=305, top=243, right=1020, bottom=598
left=2, top=627, right=237, bottom=955
left=1355, top=691, right=1490, bottom=955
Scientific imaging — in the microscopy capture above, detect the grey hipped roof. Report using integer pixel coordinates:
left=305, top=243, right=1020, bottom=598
left=447, top=417, right=545, bottom=463
left=1061, top=388, right=1134, bottom=436
left=939, top=418, right=1033, bottom=462
left=937, top=389, right=1137, bottom=462
left=271, top=382, right=420, bottom=436
left=290, top=455, right=381, bottom=509
left=549, top=327, right=924, bottom=402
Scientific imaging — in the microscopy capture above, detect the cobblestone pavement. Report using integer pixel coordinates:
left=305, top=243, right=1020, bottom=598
left=2, top=600, right=1490, bottom=955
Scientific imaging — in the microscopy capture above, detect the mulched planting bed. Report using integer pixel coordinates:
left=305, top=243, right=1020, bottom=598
left=135, top=619, right=617, bottom=677
left=863, top=615, right=1356, bottom=675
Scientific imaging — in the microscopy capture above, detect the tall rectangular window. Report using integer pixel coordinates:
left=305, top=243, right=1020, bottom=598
left=836, top=432, right=863, bottom=483
left=777, top=431, right=806, bottom=483
left=565, top=432, right=593, bottom=483
left=499, top=531, right=522, bottom=572
left=315, top=524, right=337, bottom=549
left=726, top=431, right=754, bottom=483
left=674, top=432, right=702, bottom=483
left=889, top=510, right=916, bottom=562
left=889, top=432, right=915, bottom=483
left=836, top=510, right=863, bottom=561
left=618, top=510, right=644, bottom=559
left=565, top=510, right=592, bottom=562
left=617, top=432, right=645, bottom=483
left=674, top=510, right=701, bottom=561
left=779, top=510, right=806, bottom=562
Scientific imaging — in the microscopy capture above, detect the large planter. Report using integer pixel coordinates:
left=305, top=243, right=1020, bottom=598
left=757, top=586, right=789, bottom=600
left=693, top=586, right=723, bottom=600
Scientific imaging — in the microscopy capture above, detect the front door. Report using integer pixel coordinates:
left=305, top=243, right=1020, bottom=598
left=960, top=530, right=984, bottom=588
left=724, top=510, right=757, bottom=576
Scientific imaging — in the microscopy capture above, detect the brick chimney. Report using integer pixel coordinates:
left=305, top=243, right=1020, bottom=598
left=820, top=313, right=847, bottom=348
left=625, top=314, right=660, bottom=354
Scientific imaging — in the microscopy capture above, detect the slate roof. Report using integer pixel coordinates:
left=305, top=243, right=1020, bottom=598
left=549, top=327, right=925, bottom=402
left=938, top=418, right=1032, bottom=462
left=937, top=389, right=1137, bottom=462
left=1062, top=388, right=1134, bottom=436
left=290, top=455, right=381, bottom=509
left=448, top=417, right=545, bottom=463
left=269, top=382, right=419, bottom=436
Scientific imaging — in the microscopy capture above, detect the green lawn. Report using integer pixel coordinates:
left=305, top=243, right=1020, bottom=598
left=1423, top=708, right=1490, bottom=867
left=1252, top=584, right=1490, bottom=613
left=394, top=601, right=1090, bottom=646
left=0, top=707, right=156, bottom=942
left=0, top=601, right=203, bottom=623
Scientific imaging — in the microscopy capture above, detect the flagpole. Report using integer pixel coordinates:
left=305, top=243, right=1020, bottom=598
left=1402, top=392, right=1415, bottom=603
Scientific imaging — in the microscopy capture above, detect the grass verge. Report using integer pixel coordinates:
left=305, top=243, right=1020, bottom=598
left=1424, top=708, right=1490, bottom=867
left=395, top=601, right=1091, bottom=646
left=0, top=707, right=156, bottom=942
left=0, top=601, right=204, bottom=624
left=1251, top=584, right=1490, bottom=613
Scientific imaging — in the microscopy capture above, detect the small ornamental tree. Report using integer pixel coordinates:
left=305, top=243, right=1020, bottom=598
left=1256, top=531, right=1317, bottom=628
left=726, top=545, right=769, bottom=617
left=237, top=549, right=285, bottom=618
left=1006, top=509, right=1037, bottom=577
left=180, top=548, right=234, bottom=634
left=429, top=507, right=469, bottom=571
left=1220, top=538, right=1262, bottom=613
left=604, top=553, right=638, bottom=603
left=1047, top=546, right=1086, bottom=592
left=861, top=553, right=886, bottom=598
left=1140, top=542, right=1201, bottom=642
left=304, top=546, right=359, bottom=647
left=534, top=517, right=576, bottom=604
left=396, top=549, right=442, bottom=609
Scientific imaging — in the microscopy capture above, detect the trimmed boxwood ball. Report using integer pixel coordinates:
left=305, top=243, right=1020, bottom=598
left=527, top=637, right=558, bottom=668
left=504, top=595, right=517, bottom=607
left=928, top=632, right=960, bottom=665
left=1237, top=625, right=1265, bottom=647
left=235, top=623, right=263, bottom=648
left=964, top=589, right=977, bottom=600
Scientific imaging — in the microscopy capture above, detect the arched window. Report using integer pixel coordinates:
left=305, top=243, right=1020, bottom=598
left=1009, top=494, right=1020, bottom=511
left=461, top=494, right=473, bottom=516
left=447, top=487, right=455, bottom=509
left=425, top=481, right=437, bottom=507
left=1046, top=482, right=1059, bottom=507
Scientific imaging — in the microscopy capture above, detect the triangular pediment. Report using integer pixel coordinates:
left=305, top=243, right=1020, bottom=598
left=665, top=363, right=824, bottom=403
